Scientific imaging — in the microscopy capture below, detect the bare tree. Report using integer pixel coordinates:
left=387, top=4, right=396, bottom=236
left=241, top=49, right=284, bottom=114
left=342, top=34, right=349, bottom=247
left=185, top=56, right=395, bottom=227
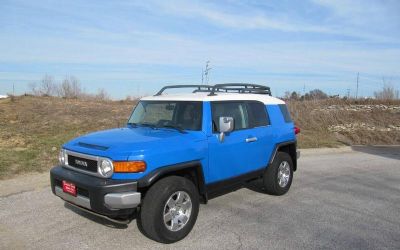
left=39, top=75, right=57, bottom=96
left=58, top=76, right=82, bottom=98
left=95, top=88, right=110, bottom=101
left=374, top=84, right=399, bottom=100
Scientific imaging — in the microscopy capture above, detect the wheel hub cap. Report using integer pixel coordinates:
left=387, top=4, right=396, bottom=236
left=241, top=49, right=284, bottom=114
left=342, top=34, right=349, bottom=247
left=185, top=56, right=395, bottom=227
left=163, top=191, right=192, bottom=232
left=277, top=161, right=291, bottom=188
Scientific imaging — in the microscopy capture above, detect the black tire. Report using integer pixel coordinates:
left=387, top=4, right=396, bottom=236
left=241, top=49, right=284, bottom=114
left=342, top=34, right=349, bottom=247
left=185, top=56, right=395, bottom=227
left=263, top=152, right=293, bottom=195
left=138, top=176, right=199, bottom=243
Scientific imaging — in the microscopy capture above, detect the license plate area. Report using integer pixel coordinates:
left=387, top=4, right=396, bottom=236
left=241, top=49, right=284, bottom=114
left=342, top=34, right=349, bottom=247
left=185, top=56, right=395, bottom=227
left=62, top=180, right=77, bottom=197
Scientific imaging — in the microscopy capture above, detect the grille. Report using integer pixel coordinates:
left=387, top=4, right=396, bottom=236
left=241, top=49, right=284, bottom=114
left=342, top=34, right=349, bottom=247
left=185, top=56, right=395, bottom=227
left=67, top=155, right=98, bottom=173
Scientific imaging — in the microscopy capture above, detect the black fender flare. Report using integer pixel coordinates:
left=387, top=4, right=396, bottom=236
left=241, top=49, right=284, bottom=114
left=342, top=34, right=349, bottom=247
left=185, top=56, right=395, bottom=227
left=269, top=140, right=298, bottom=171
left=137, top=160, right=207, bottom=199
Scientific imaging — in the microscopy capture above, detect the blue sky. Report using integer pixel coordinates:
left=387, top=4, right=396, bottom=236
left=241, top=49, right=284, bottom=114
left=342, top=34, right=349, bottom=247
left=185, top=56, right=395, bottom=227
left=1, top=0, right=399, bottom=98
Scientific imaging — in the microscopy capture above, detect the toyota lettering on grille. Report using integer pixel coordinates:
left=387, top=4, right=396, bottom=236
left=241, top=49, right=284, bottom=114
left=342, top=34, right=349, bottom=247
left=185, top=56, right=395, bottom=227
left=74, top=159, right=88, bottom=167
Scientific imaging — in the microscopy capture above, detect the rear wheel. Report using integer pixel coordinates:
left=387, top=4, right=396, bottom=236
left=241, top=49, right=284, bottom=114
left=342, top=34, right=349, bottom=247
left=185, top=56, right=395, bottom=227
left=263, top=152, right=293, bottom=195
left=138, top=176, right=199, bottom=243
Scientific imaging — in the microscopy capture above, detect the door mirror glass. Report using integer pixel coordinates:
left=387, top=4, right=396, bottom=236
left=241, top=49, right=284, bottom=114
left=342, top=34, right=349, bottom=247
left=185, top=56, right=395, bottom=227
left=219, top=117, right=234, bottom=133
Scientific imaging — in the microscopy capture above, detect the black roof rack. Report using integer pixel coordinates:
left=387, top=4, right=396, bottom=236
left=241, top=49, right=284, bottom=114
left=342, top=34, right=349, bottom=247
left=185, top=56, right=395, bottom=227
left=154, top=85, right=213, bottom=96
left=208, top=83, right=271, bottom=96
left=154, top=83, right=271, bottom=96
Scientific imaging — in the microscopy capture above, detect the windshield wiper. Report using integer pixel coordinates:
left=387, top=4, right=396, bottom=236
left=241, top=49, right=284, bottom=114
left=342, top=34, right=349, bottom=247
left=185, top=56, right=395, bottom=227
left=136, top=123, right=158, bottom=129
left=159, top=125, right=186, bottom=133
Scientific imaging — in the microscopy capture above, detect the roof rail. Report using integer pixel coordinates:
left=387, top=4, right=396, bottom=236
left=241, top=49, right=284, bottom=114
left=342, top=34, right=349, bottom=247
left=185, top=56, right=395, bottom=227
left=154, top=85, right=213, bottom=96
left=208, top=83, right=271, bottom=96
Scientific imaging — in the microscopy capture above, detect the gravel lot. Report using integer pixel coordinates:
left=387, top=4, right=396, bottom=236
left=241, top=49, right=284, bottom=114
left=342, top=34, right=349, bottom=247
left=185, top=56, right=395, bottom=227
left=1, top=146, right=399, bottom=250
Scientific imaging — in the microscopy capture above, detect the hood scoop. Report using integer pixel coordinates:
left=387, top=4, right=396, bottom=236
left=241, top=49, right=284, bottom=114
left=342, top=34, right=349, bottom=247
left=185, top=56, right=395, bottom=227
left=78, top=142, right=109, bottom=151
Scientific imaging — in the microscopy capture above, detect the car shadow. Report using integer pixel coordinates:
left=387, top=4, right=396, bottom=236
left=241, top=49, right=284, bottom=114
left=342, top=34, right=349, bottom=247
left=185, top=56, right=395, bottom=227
left=64, top=202, right=135, bottom=229
left=351, top=145, right=400, bottom=161
left=244, top=179, right=267, bottom=194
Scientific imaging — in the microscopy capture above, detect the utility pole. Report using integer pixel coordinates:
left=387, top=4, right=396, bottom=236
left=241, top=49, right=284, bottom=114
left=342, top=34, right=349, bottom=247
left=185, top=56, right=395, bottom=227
left=347, top=89, right=350, bottom=99
left=13, top=83, right=15, bottom=96
left=202, top=61, right=211, bottom=84
left=356, top=72, right=359, bottom=99
left=303, top=84, right=306, bottom=95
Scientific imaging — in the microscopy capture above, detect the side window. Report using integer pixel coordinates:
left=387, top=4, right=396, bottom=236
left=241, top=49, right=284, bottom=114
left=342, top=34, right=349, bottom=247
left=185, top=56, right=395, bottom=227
left=278, top=104, right=292, bottom=123
left=212, top=102, right=249, bottom=132
left=247, top=102, right=270, bottom=127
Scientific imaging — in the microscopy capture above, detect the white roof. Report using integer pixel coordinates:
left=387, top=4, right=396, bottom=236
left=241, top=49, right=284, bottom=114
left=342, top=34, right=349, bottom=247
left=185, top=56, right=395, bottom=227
left=141, top=92, right=285, bottom=105
left=0, top=95, right=8, bottom=99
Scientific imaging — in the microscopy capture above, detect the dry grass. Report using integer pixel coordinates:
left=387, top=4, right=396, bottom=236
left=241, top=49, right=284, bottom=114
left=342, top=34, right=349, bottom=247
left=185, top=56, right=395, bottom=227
left=287, top=99, right=400, bottom=148
left=0, top=96, right=136, bottom=179
left=0, top=96, right=399, bottom=179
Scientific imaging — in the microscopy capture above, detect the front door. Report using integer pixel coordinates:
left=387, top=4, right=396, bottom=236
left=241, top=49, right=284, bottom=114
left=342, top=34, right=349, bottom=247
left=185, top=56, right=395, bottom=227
left=207, top=101, right=272, bottom=183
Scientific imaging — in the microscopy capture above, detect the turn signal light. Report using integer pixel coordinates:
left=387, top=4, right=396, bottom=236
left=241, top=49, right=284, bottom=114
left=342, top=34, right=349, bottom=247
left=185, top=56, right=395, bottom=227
left=294, top=126, right=301, bottom=135
left=114, top=161, right=146, bottom=173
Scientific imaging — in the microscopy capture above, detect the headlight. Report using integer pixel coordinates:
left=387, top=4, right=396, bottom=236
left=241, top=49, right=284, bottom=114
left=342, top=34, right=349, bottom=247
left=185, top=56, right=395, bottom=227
left=59, top=149, right=67, bottom=165
left=99, top=159, right=113, bottom=177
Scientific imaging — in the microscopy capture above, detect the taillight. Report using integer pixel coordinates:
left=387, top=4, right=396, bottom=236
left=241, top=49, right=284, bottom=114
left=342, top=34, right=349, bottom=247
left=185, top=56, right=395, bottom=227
left=294, top=126, right=300, bottom=135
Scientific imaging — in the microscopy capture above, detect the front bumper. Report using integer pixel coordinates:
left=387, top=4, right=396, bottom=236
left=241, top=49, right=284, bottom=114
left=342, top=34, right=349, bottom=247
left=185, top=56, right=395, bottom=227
left=50, top=166, right=140, bottom=217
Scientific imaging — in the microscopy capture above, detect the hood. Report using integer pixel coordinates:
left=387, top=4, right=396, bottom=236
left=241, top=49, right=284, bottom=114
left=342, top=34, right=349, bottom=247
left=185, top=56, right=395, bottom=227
left=63, top=127, right=206, bottom=160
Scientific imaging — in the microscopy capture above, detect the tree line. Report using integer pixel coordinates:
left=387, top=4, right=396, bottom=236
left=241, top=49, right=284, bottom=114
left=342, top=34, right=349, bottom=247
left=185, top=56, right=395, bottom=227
left=29, top=75, right=110, bottom=100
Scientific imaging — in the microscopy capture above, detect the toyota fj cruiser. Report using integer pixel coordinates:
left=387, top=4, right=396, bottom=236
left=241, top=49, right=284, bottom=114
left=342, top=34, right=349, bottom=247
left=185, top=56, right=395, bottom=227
left=50, top=83, right=300, bottom=243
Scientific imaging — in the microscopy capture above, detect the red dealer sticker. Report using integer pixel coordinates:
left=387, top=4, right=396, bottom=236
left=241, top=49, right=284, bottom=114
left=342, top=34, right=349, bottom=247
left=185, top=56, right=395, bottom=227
left=62, top=180, right=77, bottom=196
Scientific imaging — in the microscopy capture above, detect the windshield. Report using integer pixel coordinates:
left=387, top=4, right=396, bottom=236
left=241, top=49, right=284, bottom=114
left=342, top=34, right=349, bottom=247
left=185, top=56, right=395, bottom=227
left=128, top=101, right=202, bottom=131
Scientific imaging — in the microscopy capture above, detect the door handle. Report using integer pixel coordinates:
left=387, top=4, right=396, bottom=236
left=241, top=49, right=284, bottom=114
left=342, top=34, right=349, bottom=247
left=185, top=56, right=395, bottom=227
left=246, top=137, right=258, bottom=143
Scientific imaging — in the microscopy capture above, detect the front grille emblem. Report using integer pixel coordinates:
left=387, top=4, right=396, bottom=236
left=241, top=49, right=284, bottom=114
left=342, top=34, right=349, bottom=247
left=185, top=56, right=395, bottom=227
left=74, top=159, right=88, bottom=167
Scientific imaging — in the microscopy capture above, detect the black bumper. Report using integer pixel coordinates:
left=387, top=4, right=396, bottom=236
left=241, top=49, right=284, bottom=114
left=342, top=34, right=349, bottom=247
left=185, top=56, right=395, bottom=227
left=50, top=166, right=138, bottom=217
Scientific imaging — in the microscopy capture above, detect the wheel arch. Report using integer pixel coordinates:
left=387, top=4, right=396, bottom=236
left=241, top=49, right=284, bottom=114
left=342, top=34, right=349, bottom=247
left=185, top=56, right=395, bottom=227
left=270, top=141, right=297, bottom=171
left=137, top=161, right=207, bottom=203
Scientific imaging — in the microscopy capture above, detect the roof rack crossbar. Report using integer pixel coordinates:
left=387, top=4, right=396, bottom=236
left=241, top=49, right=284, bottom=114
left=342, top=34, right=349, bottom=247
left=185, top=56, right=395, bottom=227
left=208, top=83, right=271, bottom=96
left=154, top=85, right=213, bottom=96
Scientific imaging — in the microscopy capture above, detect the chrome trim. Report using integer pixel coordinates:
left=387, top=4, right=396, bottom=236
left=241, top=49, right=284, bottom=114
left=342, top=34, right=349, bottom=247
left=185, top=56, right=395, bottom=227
left=55, top=186, right=91, bottom=209
left=62, top=150, right=113, bottom=178
left=104, top=192, right=141, bottom=209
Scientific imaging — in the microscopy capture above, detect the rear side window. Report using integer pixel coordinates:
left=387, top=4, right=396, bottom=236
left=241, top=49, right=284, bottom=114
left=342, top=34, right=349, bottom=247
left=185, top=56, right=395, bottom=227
left=279, top=104, right=292, bottom=123
left=247, top=102, right=270, bottom=127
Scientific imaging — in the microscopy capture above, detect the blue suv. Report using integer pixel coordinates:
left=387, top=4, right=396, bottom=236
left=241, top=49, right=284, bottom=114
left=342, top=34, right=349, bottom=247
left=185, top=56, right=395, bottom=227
left=50, top=83, right=300, bottom=243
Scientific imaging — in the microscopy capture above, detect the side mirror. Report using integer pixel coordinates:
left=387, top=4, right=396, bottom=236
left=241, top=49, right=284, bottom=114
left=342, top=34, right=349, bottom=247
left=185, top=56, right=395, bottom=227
left=218, top=117, right=234, bottom=142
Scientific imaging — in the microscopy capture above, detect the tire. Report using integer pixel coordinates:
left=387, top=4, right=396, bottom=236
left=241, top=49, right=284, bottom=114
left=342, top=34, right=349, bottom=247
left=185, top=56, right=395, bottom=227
left=138, top=176, right=199, bottom=243
left=263, top=152, right=293, bottom=195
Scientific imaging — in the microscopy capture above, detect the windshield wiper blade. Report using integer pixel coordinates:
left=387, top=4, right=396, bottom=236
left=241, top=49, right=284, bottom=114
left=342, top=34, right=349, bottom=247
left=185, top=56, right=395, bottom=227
left=137, top=123, right=158, bottom=129
left=159, top=125, right=186, bottom=133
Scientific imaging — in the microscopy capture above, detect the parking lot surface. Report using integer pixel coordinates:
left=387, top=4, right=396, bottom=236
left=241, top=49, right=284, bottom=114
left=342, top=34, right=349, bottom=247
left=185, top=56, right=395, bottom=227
left=1, top=146, right=399, bottom=249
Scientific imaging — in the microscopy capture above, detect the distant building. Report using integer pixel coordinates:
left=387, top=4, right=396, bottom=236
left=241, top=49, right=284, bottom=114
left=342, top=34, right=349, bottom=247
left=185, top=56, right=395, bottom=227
left=0, top=94, right=9, bottom=99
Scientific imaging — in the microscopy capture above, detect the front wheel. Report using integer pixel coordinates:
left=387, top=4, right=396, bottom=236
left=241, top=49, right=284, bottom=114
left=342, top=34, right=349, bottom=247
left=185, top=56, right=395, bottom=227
left=138, top=176, right=199, bottom=243
left=263, top=152, right=294, bottom=195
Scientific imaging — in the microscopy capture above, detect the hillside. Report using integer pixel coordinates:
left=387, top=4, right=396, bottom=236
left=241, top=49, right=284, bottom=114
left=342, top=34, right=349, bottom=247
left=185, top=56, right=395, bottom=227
left=0, top=96, right=399, bottom=179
